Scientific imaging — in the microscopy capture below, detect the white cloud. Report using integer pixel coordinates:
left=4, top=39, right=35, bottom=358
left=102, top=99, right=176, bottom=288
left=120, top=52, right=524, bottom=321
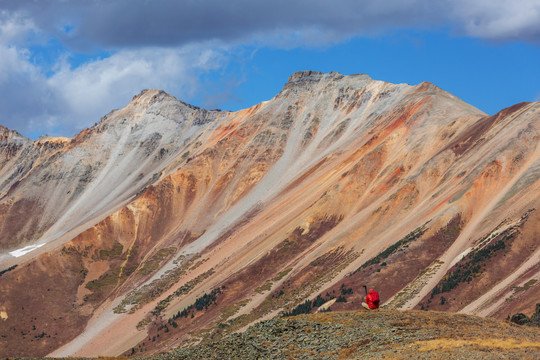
left=450, top=0, right=540, bottom=42
left=0, top=44, right=32, bottom=82
left=0, top=10, right=37, bottom=45
left=0, top=11, right=232, bottom=137
left=0, top=42, right=232, bottom=137
left=0, top=13, right=59, bottom=135
left=45, top=44, right=229, bottom=134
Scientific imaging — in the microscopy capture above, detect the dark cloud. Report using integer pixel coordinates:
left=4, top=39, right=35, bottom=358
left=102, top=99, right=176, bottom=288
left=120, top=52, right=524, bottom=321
left=0, top=1, right=423, bottom=49
left=70, top=0, right=443, bottom=48
left=3, top=0, right=539, bottom=50
left=0, top=69, right=62, bottom=135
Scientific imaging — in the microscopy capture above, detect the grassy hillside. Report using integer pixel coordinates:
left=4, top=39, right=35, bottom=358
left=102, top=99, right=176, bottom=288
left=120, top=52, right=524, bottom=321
left=136, top=309, right=540, bottom=359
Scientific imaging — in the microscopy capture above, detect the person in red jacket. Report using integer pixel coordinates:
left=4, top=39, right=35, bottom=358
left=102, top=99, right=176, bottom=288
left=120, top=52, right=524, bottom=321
left=362, top=288, right=380, bottom=310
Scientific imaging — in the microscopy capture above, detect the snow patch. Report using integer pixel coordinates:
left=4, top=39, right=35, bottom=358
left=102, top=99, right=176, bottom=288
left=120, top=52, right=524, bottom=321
left=9, top=243, right=45, bottom=257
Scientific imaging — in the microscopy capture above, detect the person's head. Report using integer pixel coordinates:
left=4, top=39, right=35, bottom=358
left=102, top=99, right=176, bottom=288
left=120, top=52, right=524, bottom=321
left=369, top=289, right=374, bottom=293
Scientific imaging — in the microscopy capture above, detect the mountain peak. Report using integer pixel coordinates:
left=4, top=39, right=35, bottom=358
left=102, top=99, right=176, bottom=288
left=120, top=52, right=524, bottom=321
left=130, top=88, right=203, bottom=112
left=130, top=88, right=174, bottom=106
left=281, top=71, right=375, bottom=95
left=287, top=70, right=324, bottom=83
left=0, top=125, right=30, bottom=144
left=284, top=70, right=349, bottom=87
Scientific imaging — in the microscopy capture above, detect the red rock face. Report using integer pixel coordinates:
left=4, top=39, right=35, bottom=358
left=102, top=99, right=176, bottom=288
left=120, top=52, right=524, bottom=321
left=0, top=72, right=539, bottom=357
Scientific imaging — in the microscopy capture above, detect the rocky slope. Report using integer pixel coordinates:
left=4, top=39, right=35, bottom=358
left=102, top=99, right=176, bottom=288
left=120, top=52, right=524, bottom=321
left=143, top=309, right=540, bottom=360
left=0, top=71, right=539, bottom=357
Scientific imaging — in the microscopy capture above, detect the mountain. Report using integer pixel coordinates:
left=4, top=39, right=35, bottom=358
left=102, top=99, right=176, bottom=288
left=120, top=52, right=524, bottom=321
left=0, top=71, right=539, bottom=357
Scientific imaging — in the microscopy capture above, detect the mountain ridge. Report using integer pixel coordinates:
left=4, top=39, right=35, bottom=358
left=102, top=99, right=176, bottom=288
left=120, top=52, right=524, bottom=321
left=145, top=309, right=540, bottom=360
left=0, top=71, right=539, bottom=357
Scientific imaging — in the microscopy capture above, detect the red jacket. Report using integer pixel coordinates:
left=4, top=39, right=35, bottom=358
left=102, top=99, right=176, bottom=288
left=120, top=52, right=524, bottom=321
left=366, top=289, right=380, bottom=309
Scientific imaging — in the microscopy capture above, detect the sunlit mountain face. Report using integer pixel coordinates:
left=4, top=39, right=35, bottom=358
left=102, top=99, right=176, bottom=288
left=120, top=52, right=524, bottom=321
left=0, top=71, right=539, bottom=357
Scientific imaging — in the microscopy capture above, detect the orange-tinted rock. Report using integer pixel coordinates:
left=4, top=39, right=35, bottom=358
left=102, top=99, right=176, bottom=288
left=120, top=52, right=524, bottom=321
left=0, top=72, right=539, bottom=357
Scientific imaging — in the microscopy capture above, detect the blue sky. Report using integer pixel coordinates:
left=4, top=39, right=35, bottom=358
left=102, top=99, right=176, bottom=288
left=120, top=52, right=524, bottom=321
left=0, top=1, right=539, bottom=139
